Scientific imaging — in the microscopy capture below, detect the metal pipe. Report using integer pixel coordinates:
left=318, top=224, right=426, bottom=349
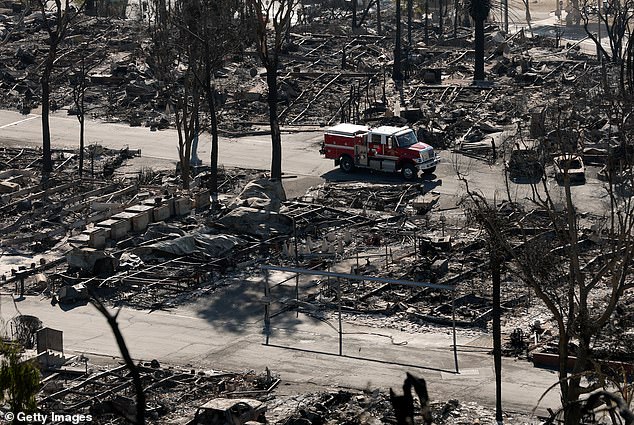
left=261, top=265, right=455, bottom=291
left=385, top=244, right=389, bottom=268
left=338, top=279, right=343, bottom=356
left=293, top=218, right=299, bottom=318
left=264, top=269, right=270, bottom=345
left=452, top=289, right=459, bottom=373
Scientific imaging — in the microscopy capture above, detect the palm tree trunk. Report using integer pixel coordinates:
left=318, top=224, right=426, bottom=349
left=474, top=18, right=485, bottom=80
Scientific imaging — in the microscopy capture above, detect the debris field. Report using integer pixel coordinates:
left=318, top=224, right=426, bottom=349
left=1, top=0, right=633, bottom=424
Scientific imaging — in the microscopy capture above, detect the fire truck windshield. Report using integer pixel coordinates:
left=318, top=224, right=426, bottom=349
left=395, top=131, right=418, bottom=148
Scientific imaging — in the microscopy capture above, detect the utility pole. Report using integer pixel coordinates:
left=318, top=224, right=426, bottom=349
left=491, top=243, right=503, bottom=424
left=439, top=0, right=444, bottom=36
left=454, top=0, right=458, bottom=36
left=393, top=0, right=403, bottom=80
left=597, top=0, right=601, bottom=60
left=504, top=0, right=509, bottom=32
left=407, top=0, right=413, bottom=49
left=425, top=0, right=430, bottom=44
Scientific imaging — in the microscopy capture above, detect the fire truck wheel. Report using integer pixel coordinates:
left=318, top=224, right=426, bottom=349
left=401, top=163, right=418, bottom=180
left=422, top=166, right=436, bottom=175
left=339, top=155, right=355, bottom=173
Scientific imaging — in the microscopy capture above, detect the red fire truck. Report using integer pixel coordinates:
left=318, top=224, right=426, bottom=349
left=320, top=124, right=439, bottom=180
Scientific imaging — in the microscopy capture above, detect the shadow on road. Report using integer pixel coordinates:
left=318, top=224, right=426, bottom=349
left=321, top=168, right=440, bottom=186
left=193, top=276, right=324, bottom=335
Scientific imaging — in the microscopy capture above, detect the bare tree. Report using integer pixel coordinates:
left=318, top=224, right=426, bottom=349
left=582, top=0, right=633, bottom=64
left=377, top=0, right=382, bottom=34
left=178, top=0, right=241, bottom=199
left=174, top=61, right=201, bottom=190
left=581, top=0, right=634, bottom=94
left=407, top=0, right=413, bottom=49
left=248, top=0, right=298, bottom=181
left=459, top=97, right=634, bottom=425
left=36, top=0, right=84, bottom=174
left=521, top=0, right=534, bottom=37
left=148, top=0, right=198, bottom=191
left=67, top=30, right=110, bottom=177
left=90, top=296, right=145, bottom=424
left=357, top=0, right=378, bottom=28
left=352, top=0, right=358, bottom=29
left=460, top=190, right=510, bottom=424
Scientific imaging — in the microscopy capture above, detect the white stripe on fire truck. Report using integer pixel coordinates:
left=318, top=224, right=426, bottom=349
left=324, top=144, right=355, bottom=150
left=373, top=154, right=399, bottom=160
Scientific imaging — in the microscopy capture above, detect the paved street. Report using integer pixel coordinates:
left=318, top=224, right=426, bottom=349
left=0, top=109, right=611, bottom=216
left=0, top=275, right=561, bottom=419
left=0, top=107, right=590, bottom=418
left=0, top=110, right=330, bottom=178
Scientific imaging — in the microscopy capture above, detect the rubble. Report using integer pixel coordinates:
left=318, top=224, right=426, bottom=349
left=37, top=358, right=279, bottom=425
left=1, top=1, right=633, bottom=424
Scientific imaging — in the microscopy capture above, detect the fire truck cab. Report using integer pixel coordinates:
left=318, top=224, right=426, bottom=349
left=320, top=123, right=439, bottom=180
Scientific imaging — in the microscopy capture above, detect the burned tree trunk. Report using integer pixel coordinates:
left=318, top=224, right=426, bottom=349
left=90, top=297, right=145, bottom=425
left=352, top=0, right=358, bottom=29
left=41, top=60, right=54, bottom=174
left=267, top=66, right=282, bottom=180
left=468, top=0, right=490, bottom=81
left=249, top=0, right=295, bottom=181
left=36, top=0, right=83, bottom=175
left=393, top=0, right=403, bottom=81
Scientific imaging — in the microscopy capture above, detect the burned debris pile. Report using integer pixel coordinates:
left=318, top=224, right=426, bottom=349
left=38, top=360, right=278, bottom=425
left=0, top=0, right=618, bottom=154
left=2, top=0, right=634, bottom=423
left=268, top=389, right=536, bottom=425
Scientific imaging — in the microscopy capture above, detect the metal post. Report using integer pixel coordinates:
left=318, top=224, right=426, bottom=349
left=414, top=231, right=417, bottom=259
left=293, top=218, right=299, bottom=318
left=597, top=0, right=602, bottom=60
left=264, top=269, right=270, bottom=345
left=356, top=249, right=359, bottom=274
left=452, top=287, right=459, bottom=373
left=338, top=279, right=343, bottom=356
left=385, top=244, right=389, bottom=269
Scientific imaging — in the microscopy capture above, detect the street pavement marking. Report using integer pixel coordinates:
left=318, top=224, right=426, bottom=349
left=440, top=368, right=481, bottom=379
left=0, top=115, right=39, bottom=129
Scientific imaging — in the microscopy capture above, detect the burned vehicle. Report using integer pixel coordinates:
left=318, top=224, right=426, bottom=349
left=506, top=146, right=544, bottom=181
left=554, top=154, right=586, bottom=184
left=189, top=398, right=266, bottom=425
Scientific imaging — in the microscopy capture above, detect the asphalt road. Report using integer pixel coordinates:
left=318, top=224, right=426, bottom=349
left=0, top=276, right=561, bottom=418
left=0, top=109, right=611, bottom=215
left=0, top=109, right=601, bottom=417
left=0, top=110, right=330, bottom=178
